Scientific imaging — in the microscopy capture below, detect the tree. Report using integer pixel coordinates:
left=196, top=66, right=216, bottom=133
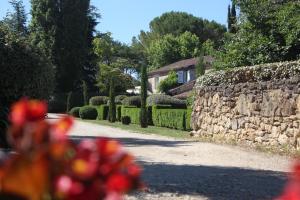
left=147, top=32, right=201, bottom=69
left=158, top=71, right=179, bottom=93
left=3, top=0, right=27, bottom=36
left=140, top=64, right=148, bottom=128
left=108, top=75, right=116, bottom=123
left=215, top=0, right=300, bottom=69
left=230, top=2, right=237, bottom=33
left=82, top=80, right=88, bottom=105
left=227, top=5, right=232, bottom=32
left=195, top=53, right=205, bottom=77
left=30, top=0, right=94, bottom=93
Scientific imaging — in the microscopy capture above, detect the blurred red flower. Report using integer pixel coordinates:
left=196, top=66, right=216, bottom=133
left=0, top=99, right=142, bottom=200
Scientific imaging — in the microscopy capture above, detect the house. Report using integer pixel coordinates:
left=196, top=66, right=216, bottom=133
left=148, top=57, right=213, bottom=97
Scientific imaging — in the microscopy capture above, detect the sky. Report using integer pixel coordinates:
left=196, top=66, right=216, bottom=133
left=0, top=0, right=230, bottom=44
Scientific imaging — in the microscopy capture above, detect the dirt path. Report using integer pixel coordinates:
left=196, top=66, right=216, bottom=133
left=49, top=114, right=291, bottom=200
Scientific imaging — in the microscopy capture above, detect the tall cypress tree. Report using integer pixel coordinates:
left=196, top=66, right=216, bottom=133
left=140, top=64, right=148, bottom=128
left=227, top=5, right=232, bottom=32
left=108, top=76, right=116, bottom=123
left=231, top=2, right=237, bottom=33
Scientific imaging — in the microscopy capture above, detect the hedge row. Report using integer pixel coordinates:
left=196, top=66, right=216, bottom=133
left=152, top=105, right=187, bottom=130
left=95, top=105, right=109, bottom=120
left=121, top=106, right=141, bottom=124
left=196, top=60, right=300, bottom=87
left=147, top=94, right=186, bottom=108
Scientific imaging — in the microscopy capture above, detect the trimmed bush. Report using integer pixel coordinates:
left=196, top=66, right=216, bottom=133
left=122, top=96, right=141, bottom=107
left=152, top=105, right=187, bottom=130
left=115, top=95, right=127, bottom=105
left=69, top=107, right=80, bottom=118
left=95, top=105, right=109, bottom=120
left=186, top=108, right=192, bottom=131
left=147, top=94, right=186, bottom=108
left=79, top=106, right=98, bottom=120
left=121, top=106, right=141, bottom=124
left=116, top=105, right=122, bottom=121
left=121, top=116, right=131, bottom=125
left=89, top=96, right=109, bottom=106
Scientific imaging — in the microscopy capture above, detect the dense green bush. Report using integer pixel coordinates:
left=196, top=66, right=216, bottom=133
left=121, top=106, right=141, bottom=124
left=116, top=105, right=122, bottom=121
left=186, top=108, right=192, bottom=131
left=152, top=105, right=187, bottom=130
left=89, top=96, right=109, bottom=106
left=0, top=25, right=54, bottom=106
left=69, top=107, right=81, bottom=118
left=79, top=106, right=98, bottom=120
left=95, top=105, right=109, bottom=120
left=122, top=96, right=141, bottom=107
left=197, top=60, right=300, bottom=87
left=121, top=116, right=131, bottom=125
left=115, top=95, right=127, bottom=105
left=158, top=71, right=180, bottom=93
left=147, top=94, right=186, bottom=108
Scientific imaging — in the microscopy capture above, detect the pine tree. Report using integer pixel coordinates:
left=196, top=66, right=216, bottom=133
left=3, top=0, right=27, bottom=36
left=108, top=76, right=116, bottom=123
left=140, top=64, right=148, bottom=128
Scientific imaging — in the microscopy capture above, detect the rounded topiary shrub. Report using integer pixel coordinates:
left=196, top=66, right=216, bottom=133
left=69, top=107, right=81, bottom=118
left=89, top=96, right=109, bottom=106
left=147, top=94, right=186, bottom=108
left=121, top=116, right=131, bottom=125
left=79, top=106, right=98, bottom=120
left=122, top=96, right=141, bottom=107
left=115, top=95, right=127, bottom=105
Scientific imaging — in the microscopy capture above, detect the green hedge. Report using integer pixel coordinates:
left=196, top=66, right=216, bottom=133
left=116, top=105, right=122, bottom=121
left=147, top=94, right=186, bottom=108
left=152, top=105, right=187, bottom=130
left=121, top=106, right=141, bottom=124
left=69, top=107, right=80, bottom=118
left=95, top=105, right=109, bottom=120
left=186, top=108, right=192, bottom=131
left=79, top=106, right=98, bottom=120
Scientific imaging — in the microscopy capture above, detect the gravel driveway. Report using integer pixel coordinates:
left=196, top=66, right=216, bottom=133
left=49, top=114, right=291, bottom=200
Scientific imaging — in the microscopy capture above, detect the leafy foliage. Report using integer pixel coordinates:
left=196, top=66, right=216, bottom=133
left=108, top=77, right=116, bottom=122
left=115, top=95, right=127, bottom=105
left=79, top=106, right=98, bottom=120
left=121, top=106, right=140, bottom=125
left=69, top=107, right=80, bottom=118
left=122, top=96, right=141, bottom=107
left=0, top=24, right=55, bottom=106
left=121, top=116, right=131, bottom=125
left=197, top=60, right=300, bottom=87
left=147, top=32, right=201, bottom=69
left=158, top=71, right=180, bottom=93
left=152, top=105, right=188, bottom=130
left=95, top=105, right=109, bottom=120
left=216, top=0, right=300, bottom=69
left=89, top=96, right=109, bottom=106
left=147, top=94, right=186, bottom=108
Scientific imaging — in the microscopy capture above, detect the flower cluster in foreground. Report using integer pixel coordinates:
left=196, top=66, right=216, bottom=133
left=0, top=99, right=142, bottom=200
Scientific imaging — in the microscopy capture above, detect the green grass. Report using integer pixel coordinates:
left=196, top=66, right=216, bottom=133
left=82, top=119, right=191, bottom=139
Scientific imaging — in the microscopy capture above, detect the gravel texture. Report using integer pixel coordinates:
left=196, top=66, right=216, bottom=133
left=49, top=114, right=292, bottom=200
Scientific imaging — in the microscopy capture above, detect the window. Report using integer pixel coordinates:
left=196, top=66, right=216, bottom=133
left=154, top=77, right=159, bottom=89
left=177, top=71, right=184, bottom=83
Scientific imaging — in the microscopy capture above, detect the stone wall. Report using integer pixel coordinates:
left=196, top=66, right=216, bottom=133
left=191, top=74, right=300, bottom=149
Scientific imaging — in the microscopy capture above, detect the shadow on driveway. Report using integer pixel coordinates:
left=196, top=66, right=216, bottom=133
left=70, top=136, right=193, bottom=147
left=140, top=162, right=287, bottom=200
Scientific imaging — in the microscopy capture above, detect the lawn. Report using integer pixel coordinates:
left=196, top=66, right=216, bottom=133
left=82, top=120, right=191, bottom=139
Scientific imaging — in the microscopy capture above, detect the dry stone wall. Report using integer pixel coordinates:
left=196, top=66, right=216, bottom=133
left=191, top=61, right=300, bottom=149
